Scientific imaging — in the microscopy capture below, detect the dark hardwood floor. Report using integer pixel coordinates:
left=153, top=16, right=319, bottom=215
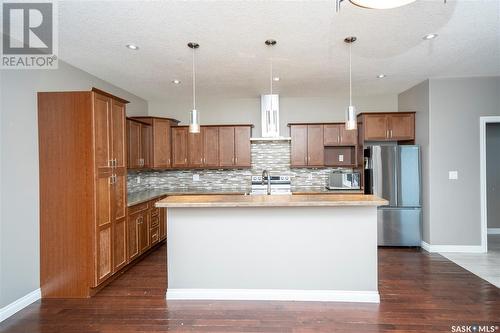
left=1, top=243, right=499, bottom=333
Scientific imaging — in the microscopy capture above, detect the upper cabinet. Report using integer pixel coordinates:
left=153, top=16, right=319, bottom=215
left=289, top=124, right=324, bottom=167
left=358, top=112, right=415, bottom=142
left=172, top=126, right=189, bottom=167
left=127, top=119, right=151, bottom=169
left=129, top=116, right=180, bottom=169
left=218, top=125, right=252, bottom=168
left=323, top=124, right=357, bottom=146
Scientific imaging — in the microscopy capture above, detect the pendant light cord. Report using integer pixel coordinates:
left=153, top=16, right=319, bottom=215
left=349, top=42, right=352, bottom=106
left=192, top=47, right=196, bottom=110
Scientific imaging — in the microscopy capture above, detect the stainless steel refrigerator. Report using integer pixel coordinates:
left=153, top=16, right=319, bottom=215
left=365, top=145, right=422, bottom=246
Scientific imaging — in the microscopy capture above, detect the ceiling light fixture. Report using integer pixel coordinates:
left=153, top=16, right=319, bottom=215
left=126, top=44, right=139, bottom=50
left=172, top=79, right=181, bottom=84
left=188, top=42, right=200, bottom=134
left=349, top=0, right=416, bottom=9
left=377, top=74, right=386, bottom=79
left=273, top=77, right=280, bottom=82
left=261, top=39, right=280, bottom=138
left=423, top=33, right=438, bottom=40
left=344, top=36, right=357, bottom=131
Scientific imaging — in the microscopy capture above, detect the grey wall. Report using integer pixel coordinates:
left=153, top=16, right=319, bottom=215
left=149, top=94, right=398, bottom=137
left=0, top=61, right=148, bottom=308
left=429, top=77, right=500, bottom=245
left=398, top=80, right=430, bottom=243
left=487, top=123, right=500, bottom=229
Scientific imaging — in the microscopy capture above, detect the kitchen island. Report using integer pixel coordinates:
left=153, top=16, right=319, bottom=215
left=156, top=194, right=387, bottom=303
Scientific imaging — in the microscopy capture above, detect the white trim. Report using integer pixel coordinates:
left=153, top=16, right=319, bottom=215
left=488, top=228, right=500, bottom=235
left=166, top=288, right=380, bottom=303
left=0, top=289, right=41, bottom=322
left=480, top=116, right=500, bottom=253
left=421, top=241, right=485, bottom=253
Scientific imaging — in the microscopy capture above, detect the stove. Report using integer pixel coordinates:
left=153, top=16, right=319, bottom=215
left=251, top=175, right=291, bottom=195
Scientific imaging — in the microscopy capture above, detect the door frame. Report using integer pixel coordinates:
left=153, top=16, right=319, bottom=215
left=480, top=116, right=500, bottom=252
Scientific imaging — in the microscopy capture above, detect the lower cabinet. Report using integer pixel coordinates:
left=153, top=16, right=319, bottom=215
left=127, top=196, right=167, bottom=262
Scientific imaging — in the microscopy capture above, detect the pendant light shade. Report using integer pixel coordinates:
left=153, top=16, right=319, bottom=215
left=349, top=0, right=416, bottom=9
left=188, top=42, right=200, bottom=133
left=345, top=36, right=357, bottom=130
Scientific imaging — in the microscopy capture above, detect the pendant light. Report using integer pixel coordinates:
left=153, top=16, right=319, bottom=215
left=188, top=42, right=200, bottom=133
left=344, top=36, right=357, bottom=130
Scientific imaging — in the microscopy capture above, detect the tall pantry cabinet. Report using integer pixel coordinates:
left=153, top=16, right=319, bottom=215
left=38, top=88, right=129, bottom=298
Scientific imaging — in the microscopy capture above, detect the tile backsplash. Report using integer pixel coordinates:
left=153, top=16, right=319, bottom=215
left=127, top=140, right=349, bottom=193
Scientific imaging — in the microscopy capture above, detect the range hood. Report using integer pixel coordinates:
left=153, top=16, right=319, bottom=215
left=261, top=94, right=280, bottom=138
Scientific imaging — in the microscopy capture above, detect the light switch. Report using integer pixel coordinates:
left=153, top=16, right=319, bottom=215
left=339, top=154, right=344, bottom=162
left=448, top=171, right=458, bottom=180
left=193, top=174, right=200, bottom=182
left=136, top=176, right=141, bottom=184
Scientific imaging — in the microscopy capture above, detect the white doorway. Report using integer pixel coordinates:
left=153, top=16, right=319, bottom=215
left=480, top=116, right=500, bottom=252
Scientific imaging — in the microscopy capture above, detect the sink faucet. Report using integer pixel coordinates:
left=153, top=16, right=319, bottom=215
left=262, top=170, right=271, bottom=195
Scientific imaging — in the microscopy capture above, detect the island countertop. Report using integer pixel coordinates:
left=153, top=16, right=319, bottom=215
left=156, top=194, right=388, bottom=208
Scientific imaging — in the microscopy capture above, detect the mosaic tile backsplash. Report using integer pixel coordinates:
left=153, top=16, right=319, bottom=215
left=127, top=141, right=350, bottom=193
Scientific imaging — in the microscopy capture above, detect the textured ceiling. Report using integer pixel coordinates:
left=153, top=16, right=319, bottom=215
left=58, top=0, right=500, bottom=102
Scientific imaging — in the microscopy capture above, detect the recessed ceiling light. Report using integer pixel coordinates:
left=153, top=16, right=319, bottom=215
left=126, top=44, right=139, bottom=50
left=172, top=79, right=181, bottom=84
left=377, top=74, right=386, bottom=79
left=273, top=77, right=280, bottom=82
left=423, top=34, right=438, bottom=40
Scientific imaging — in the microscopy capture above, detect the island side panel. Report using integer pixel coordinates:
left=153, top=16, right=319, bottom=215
left=166, top=206, right=377, bottom=298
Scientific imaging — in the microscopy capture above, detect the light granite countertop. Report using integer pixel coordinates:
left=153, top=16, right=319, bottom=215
left=127, top=187, right=366, bottom=207
left=156, top=194, right=388, bottom=208
left=127, top=188, right=251, bottom=207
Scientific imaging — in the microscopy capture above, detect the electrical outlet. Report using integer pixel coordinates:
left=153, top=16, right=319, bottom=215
left=136, top=176, right=141, bottom=184
left=193, top=174, right=200, bottom=182
left=448, top=171, right=458, bottom=180
left=339, top=154, right=344, bottom=162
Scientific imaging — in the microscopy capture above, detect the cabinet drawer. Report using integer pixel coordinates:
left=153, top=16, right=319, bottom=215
left=150, top=227, right=159, bottom=245
left=128, top=202, right=148, bottom=215
left=150, top=207, right=160, bottom=217
left=150, top=216, right=160, bottom=229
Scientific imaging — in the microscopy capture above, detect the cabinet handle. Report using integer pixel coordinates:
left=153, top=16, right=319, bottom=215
left=113, top=158, right=117, bottom=167
left=109, top=159, right=113, bottom=167
left=390, top=129, right=393, bottom=138
left=304, top=156, right=307, bottom=164
left=235, top=157, right=238, bottom=164
left=184, top=158, right=187, bottom=164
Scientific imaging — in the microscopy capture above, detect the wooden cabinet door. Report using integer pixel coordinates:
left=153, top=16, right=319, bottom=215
left=290, top=125, right=308, bottom=167
left=111, top=100, right=126, bottom=168
left=323, top=124, right=341, bottom=145
left=138, top=212, right=150, bottom=253
left=128, top=213, right=140, bottom=261
left=141, top=124, right=152, bottom=168
left=127, top=120, right=141, bottom=168
left=159, top=206, right=167, bottom=241
left=307, top=125, right=324, bottom=166
left=93, top=93, right=113, bottom=171
left=94, top=172, right=113, bottom=286
left=153, top=119, right=171, bottom=168
left=234, top=127, right=251, bottom=167
left=364, top=114, right=389, bottom=141
left=172, top=127, right=188, bottom=167
left=188, top=131, right=204, bottom=167
left=388, top=114, right=414, bottom=140
left=203, top=127, right=219, bottom=167
left=219, top=127, right=235, bottom=167
left=340, top=127, right=358, bottom=145
left=112, top=172, right=127, bottom=272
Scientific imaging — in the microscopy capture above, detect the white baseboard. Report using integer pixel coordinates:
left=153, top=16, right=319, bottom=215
left=166, top=288, right=380, bottom=303
left=0, top=288, right=41, bottom=323
left=488, top=228, right=500, bottom=235
left=421, top=241, right=485, bottom=253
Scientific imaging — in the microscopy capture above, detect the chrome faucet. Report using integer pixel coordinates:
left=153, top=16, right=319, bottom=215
left=262, top=170, right=271, bottom=195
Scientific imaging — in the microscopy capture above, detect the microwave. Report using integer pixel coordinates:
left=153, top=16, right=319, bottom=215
left=327, top=171, right=361, bottom=190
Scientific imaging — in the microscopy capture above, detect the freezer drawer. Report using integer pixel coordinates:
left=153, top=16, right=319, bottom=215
left=378, top=207, right=421, bottom=246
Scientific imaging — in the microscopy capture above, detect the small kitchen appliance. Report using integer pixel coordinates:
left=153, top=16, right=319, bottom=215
left=326, top=170, right=361, bottom=190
